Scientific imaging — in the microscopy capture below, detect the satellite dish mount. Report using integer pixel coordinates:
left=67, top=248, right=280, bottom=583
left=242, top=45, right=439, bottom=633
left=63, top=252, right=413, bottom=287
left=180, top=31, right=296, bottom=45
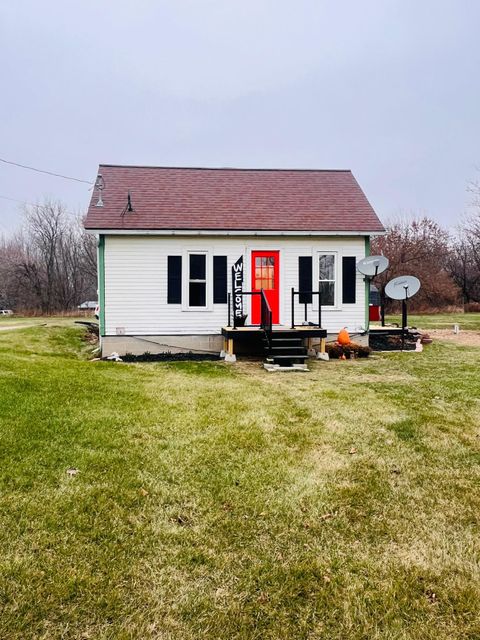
left=357, top=255, right=389, bottom=325
left=384, top=276, right=421, bottom=350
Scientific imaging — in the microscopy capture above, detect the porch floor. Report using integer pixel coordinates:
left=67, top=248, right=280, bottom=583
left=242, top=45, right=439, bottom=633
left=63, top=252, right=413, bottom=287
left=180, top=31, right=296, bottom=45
left=221, top=325, right=327, bottom=339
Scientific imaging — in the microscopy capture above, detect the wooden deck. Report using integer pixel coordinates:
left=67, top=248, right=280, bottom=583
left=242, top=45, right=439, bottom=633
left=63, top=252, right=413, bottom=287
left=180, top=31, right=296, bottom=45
left=221, top=325, right=327, bottom=339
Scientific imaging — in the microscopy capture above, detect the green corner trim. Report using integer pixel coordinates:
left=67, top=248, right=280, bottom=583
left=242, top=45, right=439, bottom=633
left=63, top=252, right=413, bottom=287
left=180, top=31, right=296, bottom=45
left=364, top=236, right=370, bottom=330
left=98, top=235, right=106, bottom=337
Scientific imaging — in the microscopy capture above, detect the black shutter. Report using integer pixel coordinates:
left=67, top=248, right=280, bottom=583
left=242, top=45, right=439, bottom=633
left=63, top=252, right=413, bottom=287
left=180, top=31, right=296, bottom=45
left=298, top=257, right=312, bottom=303
left=342, top=256, right=356, bottom=304
left=213, top=256, right=228, bottom=303
left=167, top=256, right=182, bottom=304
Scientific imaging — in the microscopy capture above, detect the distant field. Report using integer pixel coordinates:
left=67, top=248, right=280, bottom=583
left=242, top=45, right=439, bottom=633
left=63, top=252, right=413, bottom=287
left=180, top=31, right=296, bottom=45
left=0, top=315, right=91, bottom=328
left=380, top=312, right=480, bottom=331
left=0, top=322, right=479, bottom=639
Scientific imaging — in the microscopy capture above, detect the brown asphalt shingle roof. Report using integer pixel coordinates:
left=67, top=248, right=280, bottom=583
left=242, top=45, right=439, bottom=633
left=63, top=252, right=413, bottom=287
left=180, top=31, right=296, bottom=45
left=84, top=165, right=384, bottom=233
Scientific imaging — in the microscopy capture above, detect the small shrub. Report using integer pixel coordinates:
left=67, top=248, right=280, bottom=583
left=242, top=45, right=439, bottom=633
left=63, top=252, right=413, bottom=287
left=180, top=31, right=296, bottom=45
left=464, top=302, right=480, bottom=313
left=121, top=351, right=221, bottom=362
left=356, top=345, right=372, bottom=358
left=325, top=342, right=371, bottom=359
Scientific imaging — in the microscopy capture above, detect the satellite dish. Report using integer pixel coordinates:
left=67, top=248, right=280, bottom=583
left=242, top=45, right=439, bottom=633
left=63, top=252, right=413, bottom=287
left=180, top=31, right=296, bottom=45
left=357, top=255, right=389, bottom=277
left=385, top=275, right=421, bottom=300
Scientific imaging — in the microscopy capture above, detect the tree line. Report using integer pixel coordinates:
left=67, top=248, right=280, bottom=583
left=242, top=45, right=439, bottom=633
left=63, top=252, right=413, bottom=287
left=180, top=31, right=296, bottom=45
left=372, top=187, right=480, bottom=311
left=1, top=191, right=480, bottom=314
left=0, top=200, right=96, bottom=313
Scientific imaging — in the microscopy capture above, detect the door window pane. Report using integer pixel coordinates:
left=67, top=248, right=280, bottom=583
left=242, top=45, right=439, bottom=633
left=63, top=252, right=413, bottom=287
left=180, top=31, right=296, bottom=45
left=255, top=256, right=275, bottom=290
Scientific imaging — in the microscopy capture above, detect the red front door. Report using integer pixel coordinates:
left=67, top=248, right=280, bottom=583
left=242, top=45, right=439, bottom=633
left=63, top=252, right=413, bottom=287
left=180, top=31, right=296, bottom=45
left=251, top=250, right=280, bottom=324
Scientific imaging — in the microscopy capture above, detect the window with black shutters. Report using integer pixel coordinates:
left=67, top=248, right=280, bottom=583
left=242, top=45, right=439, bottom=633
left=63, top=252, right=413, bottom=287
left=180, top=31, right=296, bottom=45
left=167, top=256, right=182, bottom=304
left=213, top=256, right=227, bottom=303
left=188, top=253, right=207, bottom=307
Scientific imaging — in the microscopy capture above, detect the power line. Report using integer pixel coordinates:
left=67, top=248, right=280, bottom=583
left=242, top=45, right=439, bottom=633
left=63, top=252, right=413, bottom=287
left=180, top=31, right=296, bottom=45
left=0, top=157, right=93, bottom=184
left=0, top=194, right=37, bottom=207
left=0, top=193, right=85, bottom=218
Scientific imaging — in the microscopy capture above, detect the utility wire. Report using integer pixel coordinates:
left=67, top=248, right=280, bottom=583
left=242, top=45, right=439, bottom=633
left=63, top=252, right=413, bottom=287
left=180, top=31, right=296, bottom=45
left=0, top=157, right=93, bottom=184
left=0, top=194, right=37, bottom=207
left=0, top=193, right=85, bottom=218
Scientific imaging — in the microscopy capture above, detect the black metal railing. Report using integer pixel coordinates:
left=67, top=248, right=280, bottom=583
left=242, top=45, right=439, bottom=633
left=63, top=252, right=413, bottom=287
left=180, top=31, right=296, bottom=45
left=227, top=290, right=272, bottom=331
left=260, top=289, right=272, bottom=353
left=290, top=287, right=322, bottom=329
left=260, top=289, right=272, bottom=333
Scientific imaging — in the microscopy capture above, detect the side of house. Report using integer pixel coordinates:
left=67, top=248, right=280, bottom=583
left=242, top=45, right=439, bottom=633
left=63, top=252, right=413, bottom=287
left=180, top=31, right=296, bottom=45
left=98, top=233, right=370, bottom=355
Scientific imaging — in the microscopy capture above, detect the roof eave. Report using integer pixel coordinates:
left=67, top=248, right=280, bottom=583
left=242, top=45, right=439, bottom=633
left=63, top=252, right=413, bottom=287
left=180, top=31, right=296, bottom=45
left=85, top=227, right=386, bottom=236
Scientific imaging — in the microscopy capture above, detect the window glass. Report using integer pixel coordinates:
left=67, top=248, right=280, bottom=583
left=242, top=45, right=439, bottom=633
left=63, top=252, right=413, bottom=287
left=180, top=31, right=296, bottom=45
left=319, top=254, right=335, bottom=280
left=319, top=254, right=335, bottom=306
left=188, top=253, right=207, bottom=307
left=190, top=254, right=206, bottom=280
left=319, top=281, right=335, bottom=306
left=189, top=282, right=206, bottom=307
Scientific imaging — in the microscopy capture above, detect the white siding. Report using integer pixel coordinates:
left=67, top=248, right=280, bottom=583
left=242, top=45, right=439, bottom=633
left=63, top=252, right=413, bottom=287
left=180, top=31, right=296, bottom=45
left=104, top=235, right=367, bottom=335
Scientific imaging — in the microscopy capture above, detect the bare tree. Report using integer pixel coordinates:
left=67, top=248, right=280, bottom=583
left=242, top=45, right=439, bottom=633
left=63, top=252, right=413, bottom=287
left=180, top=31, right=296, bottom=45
left=372, top=216, right=460, bottom=311
left=1, top=200, right=96, bottom=313
left=447, top=230, right=480, bottom=304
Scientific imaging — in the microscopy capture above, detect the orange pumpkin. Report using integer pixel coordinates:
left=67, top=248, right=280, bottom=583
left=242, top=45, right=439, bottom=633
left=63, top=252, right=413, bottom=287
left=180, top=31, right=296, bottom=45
left=337, top=327, right=351, bottom=346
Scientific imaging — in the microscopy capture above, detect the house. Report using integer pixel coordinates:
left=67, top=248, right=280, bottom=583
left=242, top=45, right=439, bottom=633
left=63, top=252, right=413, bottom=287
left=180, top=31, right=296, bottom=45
left=84, top=165, right=385, bottom=366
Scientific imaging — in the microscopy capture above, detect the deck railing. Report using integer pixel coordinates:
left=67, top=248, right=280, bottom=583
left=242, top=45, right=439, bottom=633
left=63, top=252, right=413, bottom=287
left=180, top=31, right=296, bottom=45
left=259, top=289, right=272, bottom=353
left=290, top=286, right=323, bottom=329
left=227, top=289, right=272, bottom=334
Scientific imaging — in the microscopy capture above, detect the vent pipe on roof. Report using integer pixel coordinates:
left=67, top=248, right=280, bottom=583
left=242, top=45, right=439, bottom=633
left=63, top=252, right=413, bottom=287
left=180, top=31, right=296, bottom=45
left=95, top=174, right=105, bottom=207
left=127, top=190, right=134, bottom=212
left=120, top=190, right=134, bottom=217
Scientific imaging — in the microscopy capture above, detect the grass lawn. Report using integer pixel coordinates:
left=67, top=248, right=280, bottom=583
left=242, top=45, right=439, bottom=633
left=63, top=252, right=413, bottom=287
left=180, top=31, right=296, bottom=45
left=382, top=312, right=480, bottom=331
left=0, top=315, right=91, bottom=328
left=0, top=323, right=479, bottom=639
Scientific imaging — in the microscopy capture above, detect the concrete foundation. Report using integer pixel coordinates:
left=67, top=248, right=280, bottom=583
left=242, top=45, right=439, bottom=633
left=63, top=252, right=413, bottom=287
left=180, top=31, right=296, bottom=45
left=100, top=331, right=369, bottom=358
left=101, top=334, right=224, bottom=357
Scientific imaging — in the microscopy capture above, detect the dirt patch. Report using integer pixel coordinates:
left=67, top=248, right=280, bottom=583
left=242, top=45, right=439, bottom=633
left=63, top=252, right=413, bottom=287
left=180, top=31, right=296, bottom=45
left=428, top=329, right=480, bottom=347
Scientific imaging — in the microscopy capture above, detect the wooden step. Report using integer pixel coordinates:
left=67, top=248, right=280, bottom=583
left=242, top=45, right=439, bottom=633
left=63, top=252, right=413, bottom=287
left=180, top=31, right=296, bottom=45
left=266, top=355, right=309, bottom=361
left=267, top=339, right=304, bottom=348
left=270, top=331, right=306, bottom=338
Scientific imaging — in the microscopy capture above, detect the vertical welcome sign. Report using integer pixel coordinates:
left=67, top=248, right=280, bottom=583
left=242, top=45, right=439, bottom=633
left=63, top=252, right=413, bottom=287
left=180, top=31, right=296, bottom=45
left=232, top=256, right=244, bottom=324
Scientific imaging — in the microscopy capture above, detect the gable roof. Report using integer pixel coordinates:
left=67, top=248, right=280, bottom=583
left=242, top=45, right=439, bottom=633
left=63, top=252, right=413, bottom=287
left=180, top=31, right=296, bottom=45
left=84, top=165, right=384, bottom=233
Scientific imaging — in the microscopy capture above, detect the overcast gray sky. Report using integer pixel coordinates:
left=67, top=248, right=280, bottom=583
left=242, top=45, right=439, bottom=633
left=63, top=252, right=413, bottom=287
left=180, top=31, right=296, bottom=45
left=1, top=0, right=479, bottom=234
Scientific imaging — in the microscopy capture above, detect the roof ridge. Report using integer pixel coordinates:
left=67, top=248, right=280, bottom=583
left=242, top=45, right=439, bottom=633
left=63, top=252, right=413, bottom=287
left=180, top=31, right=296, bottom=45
left=97, top=164, right=353, bottom=173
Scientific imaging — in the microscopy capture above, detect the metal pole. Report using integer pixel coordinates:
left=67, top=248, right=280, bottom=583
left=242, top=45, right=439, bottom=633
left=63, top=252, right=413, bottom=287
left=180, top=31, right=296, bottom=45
left=291, top=287, right=295, bottom=329
left=401, top=299, right=407, bottom=351
left=380, top=286, right=386, bottom=327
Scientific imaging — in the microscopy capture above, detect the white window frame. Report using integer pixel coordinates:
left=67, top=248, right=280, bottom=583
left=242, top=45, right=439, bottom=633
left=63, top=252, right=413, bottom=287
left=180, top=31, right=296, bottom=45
left=182, top=250, right=213, bottom=311
left=313, top=250, right=339, bottom=310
